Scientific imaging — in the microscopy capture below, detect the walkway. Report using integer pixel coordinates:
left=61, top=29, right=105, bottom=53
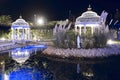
left=0, top=41, right=27, bottom=53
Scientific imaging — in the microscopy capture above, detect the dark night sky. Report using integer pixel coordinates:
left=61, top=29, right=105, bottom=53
left=0, top=0, right=120, bottom=21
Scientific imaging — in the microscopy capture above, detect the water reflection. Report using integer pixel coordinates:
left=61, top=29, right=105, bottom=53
left=1, top=63, right=53, bottom=80
left=0, top=56, right=53, bottom=80
left=1, top=54, right=120, bottom=80
left=0, top=45, right=53, bottom=80
left=9, top=66, right=52, bottom=80
left=0, top=46, right=120, bottom=80
left=11, top=45, right=47, bottom=64
left=11, top=49, right=30, bottom=64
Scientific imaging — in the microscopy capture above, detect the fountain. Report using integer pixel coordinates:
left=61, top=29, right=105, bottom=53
left=53, top=21, right=72, bottom=35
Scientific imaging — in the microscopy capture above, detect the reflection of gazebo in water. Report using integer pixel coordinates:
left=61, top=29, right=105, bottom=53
left=11, top=16, right=30, bottom=42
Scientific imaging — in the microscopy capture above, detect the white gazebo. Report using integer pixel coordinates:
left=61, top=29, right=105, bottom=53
left=11, top=16, right=30, bottom=42
left=75, top=5, right=103, bottom=36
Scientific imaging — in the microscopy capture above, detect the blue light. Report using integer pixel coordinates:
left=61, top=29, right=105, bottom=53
left=12, top=26, right=29, bottom=29
left=11, top=45, right=48, bottom=63
left=0, top=73, right=2, bottom=80
left=9, top=68, right=49, bottom=80
left=12, top=45, right=47, bottom=52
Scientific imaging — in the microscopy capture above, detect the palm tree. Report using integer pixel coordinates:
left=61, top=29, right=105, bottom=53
left=114, top=9, right=120, bottom=21
left=0, top=15, right=12, bottom=25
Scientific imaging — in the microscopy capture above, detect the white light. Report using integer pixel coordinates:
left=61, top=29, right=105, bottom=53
left=25, top=50, right=29, bottom=56
left=83, top=72, right=94, bottom=77
left=107, top=40, right=120, bottom=45
left=107, top=39, right=113, bottom=45
left=1, top=37, right=5, bottom=41
left=17, top=51, right=21, bottom=55
left=33, top=36, right=37, bottom=41
left=37, top=18, right=44, bottom=25
left=66, top=19, right=69, bottom=22
left=0, top=61, right=4, bottom=65
left=4, top=73, right=9, bottom=80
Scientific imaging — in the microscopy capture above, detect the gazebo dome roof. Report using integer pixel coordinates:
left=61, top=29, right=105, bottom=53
left=80, top=11, right=99, bottom=18
left=76, top=5, right=100, bottom=23
left=11, top=16, right=30, bottom=29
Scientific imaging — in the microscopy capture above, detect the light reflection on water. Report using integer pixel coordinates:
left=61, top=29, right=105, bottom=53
left=8, top=67, right=52, bottom=80
left=1, top=65, right=53, bottom=80
left=1, top=54, right=120, bottom=80
left=0, top=44, right=53, bottom=80
left=0, top=45, right=120, bottom=80
left=11, top=45, right=47, bottom=64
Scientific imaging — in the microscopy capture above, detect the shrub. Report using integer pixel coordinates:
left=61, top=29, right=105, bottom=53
left=81, top=34, right=94, bottom=49
left=93, top=32, right=108, bottom=48
left=53, top=31, right=66, bottom=48
left=53, top=29, right=109, bottom=49
left=53, top=30, right=76, bottom=48
left=65, top=30, right=77, bottom=48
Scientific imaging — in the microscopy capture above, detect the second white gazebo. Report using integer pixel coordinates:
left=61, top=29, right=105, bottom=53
left=75, top=5, right=103, bottom=36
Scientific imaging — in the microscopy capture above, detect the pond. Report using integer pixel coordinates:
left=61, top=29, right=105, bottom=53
left=0, top=45, right=120, bottom=80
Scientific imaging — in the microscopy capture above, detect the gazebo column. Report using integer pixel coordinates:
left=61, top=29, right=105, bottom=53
left=26, top=29, right=28, bottom=40
left=24, top=29, right=26, bottom=40
left=15, top=29, right=17, bottom=40
left=24, top=28, right=27, bottom=40
left=11, top=28, right=14, bottom=40
left=11, top=28, right=15, bottom=42
left=79, top=26, right=81, bottom=35
left=13, top=29, right=15, bottom=40
left=91, top=26, right=94, bottom=35
left=22, top=29, right=25, bottom=40
left=14, top=29, right=16, bottom=41
left=16, top=29, right=17, bottom=40
left=25, top=29, right=28, bottom=40
left=75, top=26, right=77, bottom=32
left=84, top=25, right=86, bottom=34
left=28, top=28, right=30, bottom=40
left=17, top=29, right=19, bottom=40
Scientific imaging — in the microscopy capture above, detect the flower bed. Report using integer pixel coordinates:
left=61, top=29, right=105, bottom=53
left=43, top=45, right=120, bottom=58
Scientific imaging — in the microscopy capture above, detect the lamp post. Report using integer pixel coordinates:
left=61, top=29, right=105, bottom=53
left=34, top=14, right=37, bottom=26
